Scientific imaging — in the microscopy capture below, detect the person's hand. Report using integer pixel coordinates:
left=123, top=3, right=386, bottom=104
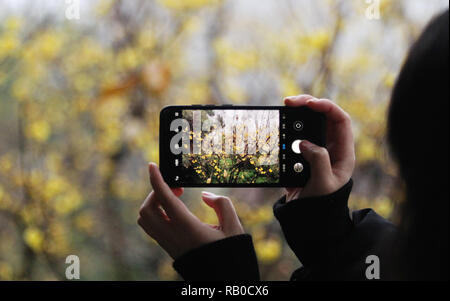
left=138, top=163, right=244, bottom=259
left=284, top=94, right=355, bottom=201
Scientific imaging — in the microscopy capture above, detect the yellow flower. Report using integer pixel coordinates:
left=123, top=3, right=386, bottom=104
left=5, top=17, right=22, bottom=31
left=38, top=32, right=64, bottom=60
left=374, top=197, right=394, bottom=218
left=23, top=227, right=44, bottom=252
left=117, top=47, right=140, bottom=70
left=0, top=34, right=19, bottom=60
left=255, top=238, right=282, bottom=263
left=357, top=137, right=377, bottom=163
left=27, top=120, right=51, bottom=142
left=12, top=78, right=32, bottom=101
left=53, top=191, right=82, bottom=215
left=308, top=29, right=330, bottom=50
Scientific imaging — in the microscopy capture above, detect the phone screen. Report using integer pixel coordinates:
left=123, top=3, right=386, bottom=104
left=177, top=109, right=280, bottom=184
left=160, top=105, right=326, bottom=187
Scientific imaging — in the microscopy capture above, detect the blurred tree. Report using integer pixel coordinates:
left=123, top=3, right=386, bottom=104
left=0, top=0, right=447, bottom=280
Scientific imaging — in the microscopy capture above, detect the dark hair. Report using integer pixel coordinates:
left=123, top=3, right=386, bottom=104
left=387, top=9, right=449, bottom=280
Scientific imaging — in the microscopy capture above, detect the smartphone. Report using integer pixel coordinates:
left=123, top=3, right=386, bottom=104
left=159, top=105, right=326, bottom=187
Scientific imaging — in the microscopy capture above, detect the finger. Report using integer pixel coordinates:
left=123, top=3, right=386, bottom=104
left=305, top=99, right=355, bottom=169
left=138, top=194, right=170, bottom=238
left=137, top=215, right=173, bottom=257
left=206, top=224, right=221, bottom=230
left=148, top=163, right=191, bottom=220
left=139, top=192, right=167, bottom=220
left=137, top=215, right=155, bottom=237
left=305, top=98, right=351, bottom=124
left=300, top=140, right=332, bottom=180
left=139, top=191, right=156, bottom=212
left=140, top=190, right=182, bottom=218
left=171, top=187, right=184, bottom=197
left=201, top=192, right=243, bottom=235
left=284, top=94, right=316, bottom=107
left=285, top=187, right=302, bottom=202
left=285, top=187, right=299, bottom=194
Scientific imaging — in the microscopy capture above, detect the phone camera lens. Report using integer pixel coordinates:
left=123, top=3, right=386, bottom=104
left=293, top=121, right=303, bottom=131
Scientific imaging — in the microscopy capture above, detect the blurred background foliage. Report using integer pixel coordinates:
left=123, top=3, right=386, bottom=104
left=0, top=0, right=448, bottom=280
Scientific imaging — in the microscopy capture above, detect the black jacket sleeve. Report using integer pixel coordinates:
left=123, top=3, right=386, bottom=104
left=172, top=234, right=260, bottom=281
left=274, top=179, right=398, bottom=280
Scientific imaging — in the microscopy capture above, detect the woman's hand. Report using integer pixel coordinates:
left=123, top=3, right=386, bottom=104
left=138, top=163, right=244, bottom=259
left=284, top=94, right=355, bottom=201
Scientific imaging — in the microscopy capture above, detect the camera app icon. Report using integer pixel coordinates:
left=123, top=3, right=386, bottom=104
left=293, top=121, right=303, bottom=131
left=291, top=139, right=302, bottom=154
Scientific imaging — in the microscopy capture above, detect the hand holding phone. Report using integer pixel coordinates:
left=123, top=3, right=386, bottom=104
left=283, top=95, right=355, bottom=200
left=138, top=163, right=244, bottom=259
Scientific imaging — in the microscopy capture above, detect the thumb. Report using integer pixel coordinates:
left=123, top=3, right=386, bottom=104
left=300, top=140, right=332, bottom=180
left=201, top=192, right=243, bottom=235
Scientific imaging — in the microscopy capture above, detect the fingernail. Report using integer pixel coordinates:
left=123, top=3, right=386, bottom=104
left=148, top=162, right=157, bottom=174
left=201, top=191, right=216, bottom=197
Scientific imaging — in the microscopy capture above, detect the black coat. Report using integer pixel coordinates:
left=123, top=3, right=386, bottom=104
left=173, top=180, right=398, bottom=280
